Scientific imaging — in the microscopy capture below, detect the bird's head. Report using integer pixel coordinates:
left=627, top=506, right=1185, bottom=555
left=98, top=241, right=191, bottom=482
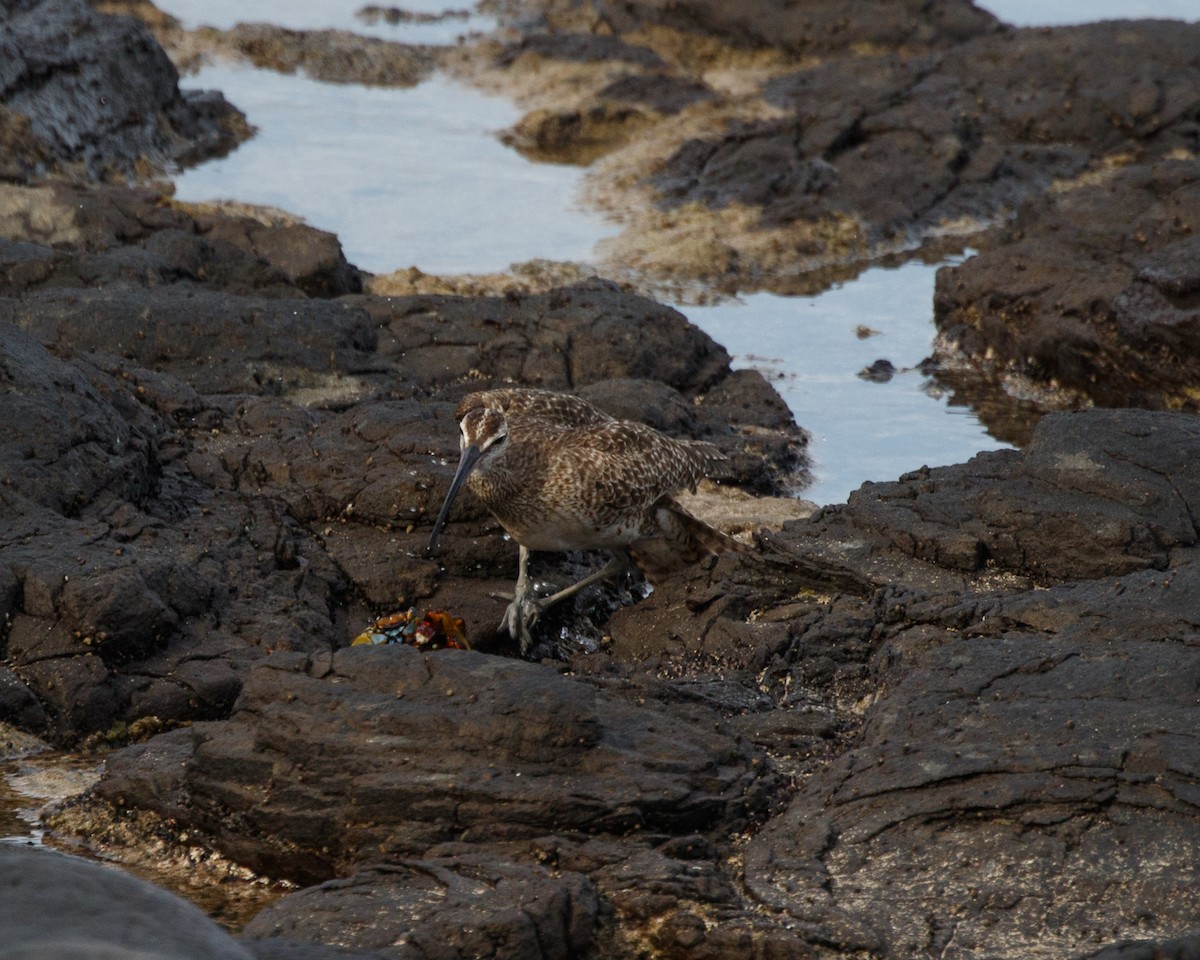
left=459, top=407, right=509, bottom=459
left=427, top=407, right=509, bottom=551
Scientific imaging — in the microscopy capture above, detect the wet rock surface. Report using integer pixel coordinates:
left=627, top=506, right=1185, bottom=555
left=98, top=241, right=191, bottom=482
left=0, top=0, right=247, bottom=181
left=185, top=23, right=441, bottom=87
left=934, top=156, right=1200, bottom=418
left=46, top=406, right=1200, bottom=959
left=96, top=646, right=769, bottom=883
left=242, top=855, right=600, bottom=960
left=3, top=2, right=1200, bottom=959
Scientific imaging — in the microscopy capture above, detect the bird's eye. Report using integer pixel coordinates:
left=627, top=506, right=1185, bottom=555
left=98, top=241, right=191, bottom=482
left=493, top=434, right=507, bottom=447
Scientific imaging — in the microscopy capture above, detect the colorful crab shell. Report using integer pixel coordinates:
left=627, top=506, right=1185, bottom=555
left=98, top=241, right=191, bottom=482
left=352, top=608, right=469, bottom=650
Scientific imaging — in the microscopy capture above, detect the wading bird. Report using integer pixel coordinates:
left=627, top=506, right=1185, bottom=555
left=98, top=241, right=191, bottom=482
left=427, top=387, right=746, bottom=652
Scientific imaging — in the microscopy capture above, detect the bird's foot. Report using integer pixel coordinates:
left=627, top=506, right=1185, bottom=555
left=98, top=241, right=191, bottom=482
left=499, top=592, right=545, bottom=655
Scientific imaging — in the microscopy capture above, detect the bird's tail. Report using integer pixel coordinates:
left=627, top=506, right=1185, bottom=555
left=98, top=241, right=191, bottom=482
left=628, top=497, right=751, bottom=585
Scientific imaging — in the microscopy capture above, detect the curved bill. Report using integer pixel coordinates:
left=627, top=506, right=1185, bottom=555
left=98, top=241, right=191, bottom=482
left=427, top=444, right=482, bottom=551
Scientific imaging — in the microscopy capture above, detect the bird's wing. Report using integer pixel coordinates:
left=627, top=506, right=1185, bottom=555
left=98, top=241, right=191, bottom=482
left=554, top=419, right=728, bottom=515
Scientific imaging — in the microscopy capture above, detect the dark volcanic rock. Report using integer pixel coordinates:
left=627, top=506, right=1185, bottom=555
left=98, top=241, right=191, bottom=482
left=744, top=559, right=1200, bottom=957
left=0, top=0, right=247, bottom=182
left=243, top=855, right=599, bottom=960
left=497, top=32, right=665, bottom=68
left=80, top=407, right=1200, bottom=958
left=935, top=156, right=1200, bottom=415
left=0, top=320, right=345, bottom=739
left=95, top=646, right=767, bottom=884
left=10, top=2, right=1200, bottom=956
left=0, top=182, right=363, bottom=298
left=598, top=73, right=713, bottom=115
left=0, top=224, right=806, bottom=742
left=0, top=663, right=50, bottom=732
left=659, top=21, right=1200, bottom=250
left=0, top=844, right=255, bottom=959
left=529, top=407, right=1200, bottom=957
left=581, top=0, right=998, bottom=56
left=837, top=409, right=1200, bottom=581
left=0, top=321, right=162, bottom=516
left=658, top=408, right=1200, bottom=957
left=197, top=22, right=440, bottom=87
left=0, top=286, right=378, bottom=395
left=354, top=281, right=733, bottom=395
left=245, top=940, right=391, bottom=960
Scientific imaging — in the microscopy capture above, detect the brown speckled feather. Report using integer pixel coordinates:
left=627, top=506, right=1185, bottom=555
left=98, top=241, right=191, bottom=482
left=452, top=387, right=743, bottom=581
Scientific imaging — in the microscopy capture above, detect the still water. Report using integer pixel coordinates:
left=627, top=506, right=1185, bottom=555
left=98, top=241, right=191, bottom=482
left=167, top=1, right=1194, bottom=503
left=176, top=64, right=605, bottom=275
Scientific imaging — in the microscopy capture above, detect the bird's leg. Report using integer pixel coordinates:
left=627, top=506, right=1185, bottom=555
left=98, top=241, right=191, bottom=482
left=536, top=554, right=629, bottom=611
left=500, top=544, right=538, bottom=652
left=500, top=552, right=630, bottom=655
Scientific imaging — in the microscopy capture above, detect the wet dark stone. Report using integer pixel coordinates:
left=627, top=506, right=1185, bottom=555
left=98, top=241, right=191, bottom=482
left=857, top=358, right=895, bottom=382
left=598, top=73, right=714, bottom=115
left=4, top=4, right=1200, bottom=957
left=209, top=23, right=439, bottom=87
left=0, top=322, right=162, bottom=516
left=0, top=664, right=49, bottom=733
left=0, top=182, right=362, bottom=298
left=95, top=646, right=767, bottom=884
left=497, top=32, right=665, bottom=68
left=655, top=21, right=1200, bottom=248
left=501, top=101, right=656, bottom=165
left=243, top=855, right=600, bottom=960
left=74, top=405, right=1200, bottom=955
left=189, top=215, right=364, bottom=298
left=245, top=940, right=392, bottom=960
left=582, top=0, right=998, bottom=55
left=743, top=558, right=1200, bottom=956
left=0, top=0, right=246, bottom=181
left=0, top=204, right=806, bottom=737
left=353, top=279, right=735, bottom=396
left=935, top=156, right=1200, bottom=414
left=838, top=409, right=1200, bottom=581
left=0, top=286, right=379, bottom=396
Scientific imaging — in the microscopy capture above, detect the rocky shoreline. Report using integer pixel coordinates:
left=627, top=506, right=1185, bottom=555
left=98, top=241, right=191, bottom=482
left=3, top=0, right=1200, bottom=958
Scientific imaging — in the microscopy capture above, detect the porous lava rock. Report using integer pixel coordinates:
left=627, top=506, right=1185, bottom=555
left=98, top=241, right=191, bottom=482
left=0, top=0, right=247, bottom=181
left=934, top=156, right=1200, bottom=417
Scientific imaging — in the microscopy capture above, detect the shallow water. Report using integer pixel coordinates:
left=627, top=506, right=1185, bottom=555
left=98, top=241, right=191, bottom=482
left=686, top=259, right=1004, bottom=504
left=0, top=751, right=101, bottom=846
left=165, top=1, right=1191, bottom=504
left=174, top=64, right=608, bottom=274
left=981, top=0, right=1198, bottom=25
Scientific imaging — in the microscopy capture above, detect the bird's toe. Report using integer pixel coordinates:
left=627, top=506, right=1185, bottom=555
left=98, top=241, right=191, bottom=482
left=500, top=595, right=545, bottom=655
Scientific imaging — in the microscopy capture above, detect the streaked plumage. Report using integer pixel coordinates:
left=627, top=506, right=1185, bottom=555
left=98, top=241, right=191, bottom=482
left=427, top=387, right=745, bottom=651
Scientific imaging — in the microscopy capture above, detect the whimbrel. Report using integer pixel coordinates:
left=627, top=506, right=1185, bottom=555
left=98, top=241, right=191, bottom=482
left=427, top=387, right=747, bottom=652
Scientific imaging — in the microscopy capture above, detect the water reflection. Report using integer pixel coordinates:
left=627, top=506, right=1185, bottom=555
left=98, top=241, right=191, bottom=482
left=684, top=259, right=1012, bottom=505
left=172, top=65, right=612, bottom=274
left=978, top=0, right=1198, bottom=26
